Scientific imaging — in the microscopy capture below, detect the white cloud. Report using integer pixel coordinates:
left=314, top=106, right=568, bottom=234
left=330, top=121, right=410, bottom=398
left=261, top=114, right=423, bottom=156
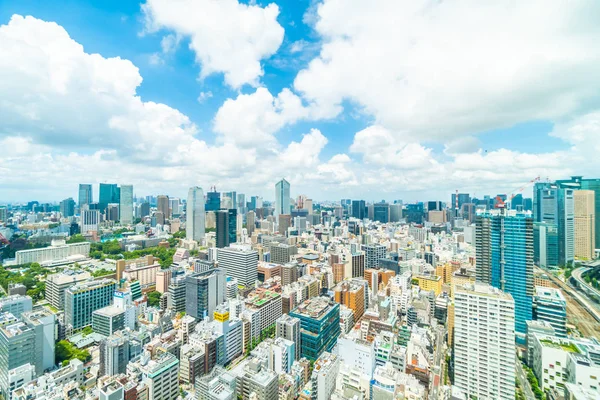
left=142, top=0, right=285, bottom=88
left=213, top=87, right=309, bottom=147
left=278, top=129, right=328, bottom=168
left=197, top=91, right=213, bottom=103
left=294, top=0, right=600, bottom=142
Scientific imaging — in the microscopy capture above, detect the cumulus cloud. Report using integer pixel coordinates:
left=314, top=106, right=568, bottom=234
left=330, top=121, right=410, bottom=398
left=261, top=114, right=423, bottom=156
left=294, top=0, right=600, bottom=142
left=142, top=0, right=285, bottom=88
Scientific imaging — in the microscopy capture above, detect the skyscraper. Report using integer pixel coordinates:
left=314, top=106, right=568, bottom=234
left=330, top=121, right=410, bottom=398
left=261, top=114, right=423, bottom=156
left=351, top=200, right=366, bottom=219
left=60, top=198, right=75, bottom=217
left=157, top=195, right=170, bottom=219
left=373, top=202, right=390, bottom=223
left=228, top=208, right=237, bottom=244
left=186, top=187, right=206, bottom=242
left=119, top=184, right=133, bottom=224
left=574, top=190, right=595, bottom=261
left=216, top=247, right=258, bottom=287
left=556, top=176, right=600, bottom=249
left=454, top=283, right=515, bottom=400
left=476, top=209, right=533, bottom=335
left=99, top=183, right=119, bottom=213
left=216, top=210, right=229, bottom=248
left=185, top=268, right=226, bottom=320
left=78, top=184, right=92, bottom=208
left=534, top=185, right=574, bottom=266
left=275, top=179, right=291, bottom=217
left=206, top=189, right=221, bottom=211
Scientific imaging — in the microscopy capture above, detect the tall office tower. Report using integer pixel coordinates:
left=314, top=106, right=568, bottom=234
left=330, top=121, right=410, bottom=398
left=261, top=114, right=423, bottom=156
left=46, top=270, right=92, bottom=309
left=454, top=283, right=515, bottom=400
left=216, top=247, right=258, bottom=287
left=22, top=309, right=56, bottom=375
left=574, top=190, right=595, bottom=261
left=142, top=353, right=180, bottom=400
left=216, top=210, right=230, bottom=248
left=80, top=209, right=100, bottom=234
left=206, top=189, right=221, bottom=211
left=0, top=207, right=6, bottom=222
left=169, top=198, right=180, bottom=216
left=351, top=200, right=366, bottom=219
left=168, top=276, right=187, bottom=313
left=304, top=198, right=313, bottom=215
left=248, top=196, right=258, bottom=211
left=533, top=287, right=567, bottom=338
left=237, top=193, right=246, bottom=209
left=64, top=279, right=117, bottom=331
left=247, top=211, right=255, bottom=236
left=157, top=195, right=170, bottom=219
left=99, top=183, right=120, bottom=213
left=269, top=243, right=297, bottom=264
left=185, top=268, right=226, bottom=320
left=476, top=210, right=533, bottom=335
left=364, top=244, right=386, bottom=269
left=534, top=222, right=559, bottom=268
left=451, top=193, right=471, bottom=213
left=228, top=209, right=237, bottom=244
left=373, top=202, right=390, bottom=223
left=389, top=204, right=402, bottom=222
left=427, top=201, right=442, bottom=211
left=186, top=187, right=206, bottom=242
left=534, top=184, right=574, bottom=266
left=0, top=321, right=36, bottom=398
left=511, top=194, right=524, bottom=210
left=106, top=204, right=119, bottom=221
left=275, top=179, right=291, bottom=217
left=276, top=315, right=301, bottom=361
left=278, top=214, right=291, bottom=236
left=556, top=176, right=600, bottom=248
left=333, top=280, right=365, bottom=321
left=119, top=184, right=133, bottom=224
left=352, top=252, right=365, bottom=278
left=78, top=184, right=93, bottom=208
left=289, top=297, right=340, bottom=361
left=0, top=295, right=32, bottom=318
left=59, top=197, right=75, bottom=217
left=139, top=202, right=150, bottom=219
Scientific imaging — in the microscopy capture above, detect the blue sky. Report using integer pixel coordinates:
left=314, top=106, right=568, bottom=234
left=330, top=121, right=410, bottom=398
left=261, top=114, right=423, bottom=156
left=1, top=0, right=599, bottom=202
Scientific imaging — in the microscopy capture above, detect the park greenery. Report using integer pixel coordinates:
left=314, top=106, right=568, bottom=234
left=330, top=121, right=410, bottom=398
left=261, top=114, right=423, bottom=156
left=147, top=290, right=161, bottom=307
left=0, top=262, right=49, bottom=302
left=89, top=240, right=176, bottom=268
left=56, top=340, right=91, bottom=366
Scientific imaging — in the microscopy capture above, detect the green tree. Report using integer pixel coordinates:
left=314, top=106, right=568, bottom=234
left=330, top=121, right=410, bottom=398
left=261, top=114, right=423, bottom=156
left=55, top=340, right=91, bottom=365
left=66, top=234, right=87, bottom=244
left=147, top=291, right=161, bottom=307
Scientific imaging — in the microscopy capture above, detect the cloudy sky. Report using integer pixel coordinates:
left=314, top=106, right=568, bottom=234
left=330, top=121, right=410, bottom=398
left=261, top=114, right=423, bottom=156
left=1, top=0, right=600, bottom=204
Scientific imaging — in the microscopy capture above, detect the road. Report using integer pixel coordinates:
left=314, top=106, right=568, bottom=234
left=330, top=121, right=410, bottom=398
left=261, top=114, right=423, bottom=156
left=515, top=361, right=535, bottom=400
left=429, top=325, right=445, bottom=400
left=535, top=267, right=600, bottom=339
left=572, top=267, right=600, bottom=304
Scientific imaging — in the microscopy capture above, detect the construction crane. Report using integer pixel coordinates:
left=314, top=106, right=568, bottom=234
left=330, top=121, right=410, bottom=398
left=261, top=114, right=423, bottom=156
left=495, top=176, right=541, bottom=208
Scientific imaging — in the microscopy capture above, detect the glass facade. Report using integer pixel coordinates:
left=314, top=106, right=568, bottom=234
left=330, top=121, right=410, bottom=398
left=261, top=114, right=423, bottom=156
left=289, top=301, right=340, bottom=361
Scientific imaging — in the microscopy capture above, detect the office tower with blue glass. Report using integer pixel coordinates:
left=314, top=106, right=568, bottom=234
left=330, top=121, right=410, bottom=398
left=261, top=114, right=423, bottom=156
left=275, top=179, right=291, bottom=218
left=206, top=189, right=221, bottom=212
left=78, top=184, right=93, bottom=209
left=289, top=297, right=340, bottom=361
left=119, top=184, right=133, bottom=224
left=475, top=209, right=534, bottom=336
left=99, top=183, right=120, bottom=214
left=351, top=200, right=366, bottom=219
left=186, top=186, right=205, bottom=242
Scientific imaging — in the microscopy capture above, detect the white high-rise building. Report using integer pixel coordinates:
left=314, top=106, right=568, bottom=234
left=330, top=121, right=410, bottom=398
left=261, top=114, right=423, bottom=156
left=186, top=186, right=205, bottom=242
left=119, top=184, right=133, bottom=224
left=275, top=179, right=291, bottom=218
left=454, top=283, right=515, bottom=400
left=216, top=246, right=258, bottom=287
left=81, top=209, right=100, bottom=234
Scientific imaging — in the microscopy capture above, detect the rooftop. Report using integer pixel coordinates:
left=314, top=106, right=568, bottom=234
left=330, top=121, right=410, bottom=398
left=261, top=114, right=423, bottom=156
left=291, top=297, right=336, bottom=320
left=539, top=338, right=581, bottom=353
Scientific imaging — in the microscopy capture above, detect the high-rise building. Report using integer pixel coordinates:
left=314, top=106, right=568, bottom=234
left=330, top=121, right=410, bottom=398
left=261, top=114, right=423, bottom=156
left=141, top=352, right=179, bottom=400
left=81, top=209, right=100, bottom=234
left=534, top=222, right=559, bottom=268
left=476, top=209, right=533, bottom=335
left=206, top=189, right=221, bottom=211
left=22, top=309, right=55, bottom=375
left=118, top=184, right=133, bottom=224
left=185, top=268, right=226, bottom=321
left=99, top=183, right=119, bottom=213
left=275, top=179, right=291, bottom=217
left=46, top=270, right=92, bottom=310
left=364, top=244, right=386, bottom=269
left=351, top=252, right=365, bottom=278
left=217, top=247, right=258, bottom=287
left=533, top=287, right=567, bottom=338
left=278, top=214, right=292, bottom=236
left=534, top=183, right=575, bottom=266
left=247, top=211, right=255, bottom=236
left=351, top=200, right=366, bottom=219
left=78, top=184, right=93, bottom=208
left=574, top=190, right=595, bottom=261
left=289, top=297, right=340, bottom=361
left=60, top=198, right=76, bottom=217
left=157, top=195, right=170, bottom=219
left=228, top=209, right=237, bottom=244
left=556, top=176, right=600, bottom=249
left=139, top=202, right=150, bottom=219
left=333, top=280, right=365, bottom=321
left=276, top=314, right=301, bottom=361
left=64, top=279, right=117, bottom=331
left=454, top=283, right=515, bottom=400
left=373, top=202, right=390, bottom=223
left=186, top=187, right=206, bottom=242
left=269, top=242, right=297, bottom=265
left=0, top=321, right=36, bottom=398
left=0, top=295, right=32, bottom=319
left=216, top=210, right=230, bottom=248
